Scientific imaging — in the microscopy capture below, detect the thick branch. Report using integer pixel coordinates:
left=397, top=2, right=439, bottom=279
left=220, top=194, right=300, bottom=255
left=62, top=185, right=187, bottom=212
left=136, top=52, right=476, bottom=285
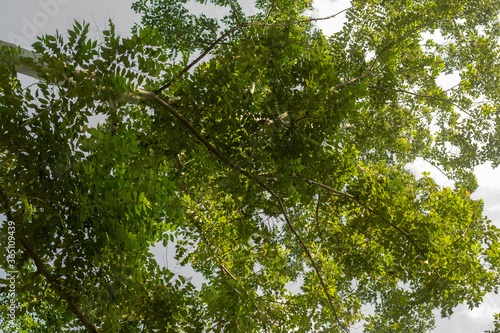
left=18, top=237, right=98, bottom=332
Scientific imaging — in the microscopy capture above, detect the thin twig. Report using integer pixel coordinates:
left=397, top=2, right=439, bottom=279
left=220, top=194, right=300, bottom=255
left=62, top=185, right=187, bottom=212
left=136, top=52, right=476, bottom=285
left=1, top=190, right=48, bottom=203
left=0, top=108, right=47, bottom=145
left=369, top=17, right=449, bottom=72
left=264, top=0, right=276, bottom=25
left=229, top=0, right=248, bottom=38
left=191, top=204, right=237, bottom=281
left=368, top=85, right=473, bottom=117
left=259, top=173, right=423, bottom=254
left=315, top=193, right=323, bottom=239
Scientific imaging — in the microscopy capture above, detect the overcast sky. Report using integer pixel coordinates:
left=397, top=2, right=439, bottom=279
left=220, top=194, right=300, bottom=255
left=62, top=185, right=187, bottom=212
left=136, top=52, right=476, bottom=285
left=1, top=0, right=499, bottom=331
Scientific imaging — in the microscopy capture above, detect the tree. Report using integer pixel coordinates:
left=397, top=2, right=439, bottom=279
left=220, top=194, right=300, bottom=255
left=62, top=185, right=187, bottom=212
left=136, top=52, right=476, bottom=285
left=1, top=0, right=500, bottom=331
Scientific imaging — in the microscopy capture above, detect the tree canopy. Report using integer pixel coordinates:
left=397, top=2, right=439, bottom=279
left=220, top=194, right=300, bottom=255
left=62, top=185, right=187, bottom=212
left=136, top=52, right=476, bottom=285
left=1, top=0, right=500, bottom=331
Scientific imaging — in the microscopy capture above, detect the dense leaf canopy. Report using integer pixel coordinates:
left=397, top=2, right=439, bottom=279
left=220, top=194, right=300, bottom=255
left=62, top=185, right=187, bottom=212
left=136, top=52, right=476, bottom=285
left=1, top=0, right=500, bottom=332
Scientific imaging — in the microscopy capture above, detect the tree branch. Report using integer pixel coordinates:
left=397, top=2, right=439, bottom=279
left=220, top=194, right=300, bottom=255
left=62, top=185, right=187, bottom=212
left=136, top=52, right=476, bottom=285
left=315, top=193, right=323, bottom=239
left=259, top=173, right=423, bottom=254
left=154, top=7, right=353, bottom=94
left=0, top=185, right=98, bottom=333
left=136, top=90, right=349, bottom=332
left=189, top=203, right=237, bottom=281
left=368, top=16, right=451, bottom=72
left=368, top=85, right=473, bottom=117
left=290, top=175, right=423, bottom=254
left=0, top=108, right=48, bottom=146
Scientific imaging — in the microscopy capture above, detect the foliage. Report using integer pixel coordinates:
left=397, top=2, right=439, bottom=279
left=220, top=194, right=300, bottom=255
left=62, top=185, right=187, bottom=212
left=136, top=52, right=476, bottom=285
left=1, top=0, right=500, bottom=332
left=486, top=313, right=500, bottom=333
